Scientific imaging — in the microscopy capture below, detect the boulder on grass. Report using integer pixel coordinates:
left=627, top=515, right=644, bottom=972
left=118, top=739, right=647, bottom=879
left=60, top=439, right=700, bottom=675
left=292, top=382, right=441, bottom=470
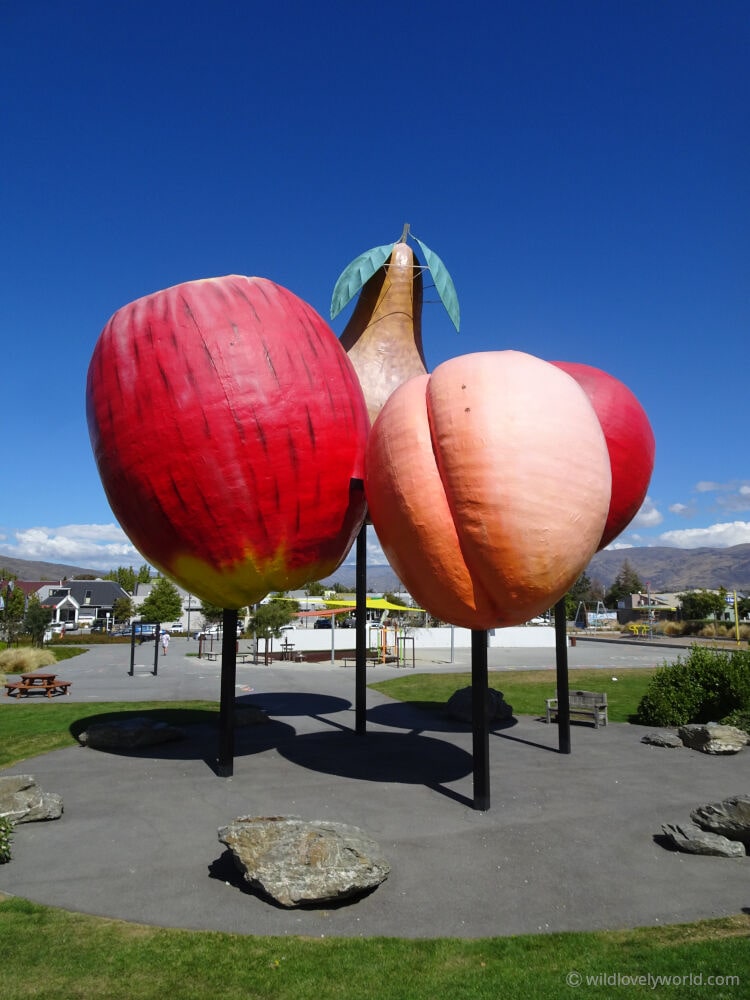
left=445, top=686, right=513, bottom=724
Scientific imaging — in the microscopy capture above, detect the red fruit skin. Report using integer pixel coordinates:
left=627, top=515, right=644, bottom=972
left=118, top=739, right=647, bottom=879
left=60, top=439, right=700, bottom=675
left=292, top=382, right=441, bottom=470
left=552, top=361, right=655, bottom=550
left=86, top=275, right=369, bottom=608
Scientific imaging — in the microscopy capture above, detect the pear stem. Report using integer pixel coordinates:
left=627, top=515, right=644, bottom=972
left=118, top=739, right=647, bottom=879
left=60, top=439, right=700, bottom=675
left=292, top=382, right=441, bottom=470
left=398, top=222, right=411, bottom=244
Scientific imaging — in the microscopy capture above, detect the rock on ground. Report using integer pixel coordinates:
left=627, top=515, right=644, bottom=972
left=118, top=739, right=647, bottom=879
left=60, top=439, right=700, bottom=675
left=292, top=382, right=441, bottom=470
left=661, top=822, right=745, bottom=857
left=445, top=686, right=513, bottom=724
left=677, top=723, right=748, bottom=755
left=0, top=774, right=63, bottom=823
left=691, top=795, right=750, bottom=847
left=218, top=815, right=390, bottom=908
left=77, top=717, right=185, bottom=749
left=641, top=731, right=684, bottom=748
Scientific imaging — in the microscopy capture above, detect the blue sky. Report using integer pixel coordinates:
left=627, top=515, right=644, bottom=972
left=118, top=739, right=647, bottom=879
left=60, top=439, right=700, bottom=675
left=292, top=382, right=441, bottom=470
left=1, top=0, right=747, bottom=574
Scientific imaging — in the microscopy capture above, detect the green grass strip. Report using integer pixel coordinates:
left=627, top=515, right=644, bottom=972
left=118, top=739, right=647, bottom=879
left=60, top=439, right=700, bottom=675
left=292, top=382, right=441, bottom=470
left=0, top=897, right=747, bottom=1000
left=370, top=667, right=657, bottom=724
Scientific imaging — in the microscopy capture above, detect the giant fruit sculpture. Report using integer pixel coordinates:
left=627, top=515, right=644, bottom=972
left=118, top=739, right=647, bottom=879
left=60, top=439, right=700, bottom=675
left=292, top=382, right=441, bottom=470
left=365, top=351, right=615, bottom=630
left=87, top=275, right=369, bottom=608
left=332, top=224, right=460, bottom=424
left=551, top=361, right=655, bottom=551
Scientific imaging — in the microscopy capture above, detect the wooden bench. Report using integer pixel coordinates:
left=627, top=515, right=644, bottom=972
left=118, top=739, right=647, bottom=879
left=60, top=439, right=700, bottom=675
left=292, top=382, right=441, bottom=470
left=546, top=689, right=608, bottom=728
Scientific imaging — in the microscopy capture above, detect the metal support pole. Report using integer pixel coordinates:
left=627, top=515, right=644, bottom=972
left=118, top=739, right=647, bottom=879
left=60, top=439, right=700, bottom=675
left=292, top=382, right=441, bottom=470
left=153, top=622, right=160, bottom=676
left=471, top=629, right=490, bottom=811
left=554, top=597, right=571, bottom=754
left=355, top=521, right=367, bottom=734
left=218, top=608, right=238, bottom=776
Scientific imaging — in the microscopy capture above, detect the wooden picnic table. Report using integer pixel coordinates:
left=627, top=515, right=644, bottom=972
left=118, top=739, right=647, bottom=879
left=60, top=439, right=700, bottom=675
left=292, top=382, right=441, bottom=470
left=4, top=673, right=72, bottom=699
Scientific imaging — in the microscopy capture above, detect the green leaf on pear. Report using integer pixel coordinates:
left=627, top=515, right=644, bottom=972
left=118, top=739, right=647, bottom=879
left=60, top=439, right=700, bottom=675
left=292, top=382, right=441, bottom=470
left=330, top=242, right=395, bottom=320
left=413, top=237, right=460, bottom=332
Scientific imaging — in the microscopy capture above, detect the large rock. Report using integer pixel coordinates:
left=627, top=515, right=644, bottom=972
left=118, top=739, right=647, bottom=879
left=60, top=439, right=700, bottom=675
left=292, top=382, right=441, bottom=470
left=445, top=686, right=513, bottom=724
left=0, top=774, right=63, bottom=823
left=662, top=822, right=745, bottom=858
left=641, top=731, right=684, bottom=748
left=77, top=717, right=185, bottom=750
left=677, top=723, right=748, bottom=755
left=218, top=816, right=390, bottom=908
left=691, top=795, right=750, bottom=847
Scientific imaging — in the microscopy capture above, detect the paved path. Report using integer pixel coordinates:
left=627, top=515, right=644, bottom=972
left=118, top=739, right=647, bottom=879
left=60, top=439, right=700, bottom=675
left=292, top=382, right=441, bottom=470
left=2, top=639, right=747, bottom=939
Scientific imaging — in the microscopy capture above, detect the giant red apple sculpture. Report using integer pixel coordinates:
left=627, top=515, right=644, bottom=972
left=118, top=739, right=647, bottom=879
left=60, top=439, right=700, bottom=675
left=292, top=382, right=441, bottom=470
left=551, top=361, right=655, bottom=550
left=87, top=275, right=369, bottom=608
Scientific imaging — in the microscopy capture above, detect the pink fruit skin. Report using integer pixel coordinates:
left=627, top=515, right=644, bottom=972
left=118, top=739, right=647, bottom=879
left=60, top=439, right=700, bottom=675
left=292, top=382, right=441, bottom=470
left=552, top=361, right=655, bottom=550
left=86, top=275, right=369, bottom=607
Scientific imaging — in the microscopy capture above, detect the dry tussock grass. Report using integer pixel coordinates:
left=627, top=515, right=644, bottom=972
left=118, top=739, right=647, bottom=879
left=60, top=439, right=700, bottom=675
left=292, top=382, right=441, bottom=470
left=0, top=648, right=57, bottom=673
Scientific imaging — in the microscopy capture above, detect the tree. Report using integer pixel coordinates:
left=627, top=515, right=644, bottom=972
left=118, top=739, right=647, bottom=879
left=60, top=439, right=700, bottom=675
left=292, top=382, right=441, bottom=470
left=105, top=566, right=137, bottom=593
left=199, top=601, right=224, bottom=626
left=304, top=581, right=326, bottom=597
left=329, top=581, right=350, bottom=594
left=112, top=596, right=134, bottom=625
left=604, top=559, right=644, bottom=608
left=24, top=595, right=51, bottom=647
left=0, top=582, right=26, bottom=646
left=678, top=589, right=726, bottom=622
left=139, top=576, right=182, bottom=623
left=248, top=601, right=295, bottom=639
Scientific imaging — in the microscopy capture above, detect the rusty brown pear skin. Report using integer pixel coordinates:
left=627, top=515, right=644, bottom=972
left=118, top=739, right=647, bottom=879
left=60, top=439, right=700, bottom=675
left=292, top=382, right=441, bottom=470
left=339, top=241, right=426, bottom=425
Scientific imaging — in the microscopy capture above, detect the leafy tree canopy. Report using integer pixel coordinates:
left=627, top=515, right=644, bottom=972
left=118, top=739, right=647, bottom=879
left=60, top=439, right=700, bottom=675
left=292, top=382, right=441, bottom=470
left=248, top=601, right=295, bottom=639
left=678, top=589, right=727, bottom=621
left=604, top=559, right=645, bottom=608
left=112, top=596, right=135, bottom=624
left=24, top=594, right=51, bottom=648
left=139, top=577, right=182, bottom=623
left=0, top=583, right=26, bottom=645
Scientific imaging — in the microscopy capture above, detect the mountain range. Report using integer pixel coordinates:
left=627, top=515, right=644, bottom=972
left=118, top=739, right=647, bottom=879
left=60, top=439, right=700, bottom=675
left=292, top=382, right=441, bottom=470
left=3, top=544, right=750, bottom=596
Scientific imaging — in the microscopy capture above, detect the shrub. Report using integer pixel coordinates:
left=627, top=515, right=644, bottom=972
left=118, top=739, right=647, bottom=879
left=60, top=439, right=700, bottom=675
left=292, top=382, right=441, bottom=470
left=0, top=816, right=13, bottom=863
left=637, top=646, right=750, bottom=727
left=660, top=621, right=685, bottom=637
left=0, top=648, right=57, bottom=673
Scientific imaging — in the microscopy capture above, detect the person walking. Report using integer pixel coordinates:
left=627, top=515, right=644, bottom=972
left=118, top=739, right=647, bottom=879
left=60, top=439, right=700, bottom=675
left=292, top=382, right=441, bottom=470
left=160, top=630, right=170, bottom=656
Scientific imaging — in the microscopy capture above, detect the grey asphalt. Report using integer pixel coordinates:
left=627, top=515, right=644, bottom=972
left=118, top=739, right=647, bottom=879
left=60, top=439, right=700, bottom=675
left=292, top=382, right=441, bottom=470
left=1, top=638, right=748, bottom=939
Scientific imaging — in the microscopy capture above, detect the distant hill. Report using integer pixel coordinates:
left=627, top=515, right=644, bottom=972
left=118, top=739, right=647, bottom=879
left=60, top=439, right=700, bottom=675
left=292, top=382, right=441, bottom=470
left=3, top=543, right=749, bottom=595
left=586, top=544, right=750, bottom=593
left=0, top=553, right=102, bottom=582
left=328, top=544, right=750, bottom=595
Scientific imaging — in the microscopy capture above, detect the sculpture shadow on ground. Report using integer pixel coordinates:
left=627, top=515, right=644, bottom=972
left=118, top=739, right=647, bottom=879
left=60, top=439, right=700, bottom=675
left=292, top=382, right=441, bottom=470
left=366, top=703, right=566, bottom=754
left=366, top=699, right=519, bottom=734
left=275, top=728, right=474, bottom=806
left=68, top=707, right=297, bottom=763
left=246, top=691, right=351, bottom=718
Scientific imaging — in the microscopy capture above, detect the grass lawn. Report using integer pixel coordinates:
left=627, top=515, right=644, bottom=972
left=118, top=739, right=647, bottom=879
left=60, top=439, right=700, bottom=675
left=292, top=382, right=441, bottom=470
left=2, top=691, right=748, bottom=998
left=370, top=667, right=657, bottom=724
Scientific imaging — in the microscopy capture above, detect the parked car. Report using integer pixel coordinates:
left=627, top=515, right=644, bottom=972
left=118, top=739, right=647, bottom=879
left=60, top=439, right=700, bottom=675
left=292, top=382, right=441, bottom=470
left=63, top=621, right=78, bottom=631
left=314, top=618, right=332, bottom=629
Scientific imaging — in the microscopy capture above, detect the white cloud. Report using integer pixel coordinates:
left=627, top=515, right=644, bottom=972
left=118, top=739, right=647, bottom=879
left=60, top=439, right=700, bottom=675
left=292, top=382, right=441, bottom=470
left=658, top=521, right=750, bottom=549
left=741, top=486, right=750, bottom=497
left=0, top=524, right=144, bottom=572
left=695, top=480, right=723, bottom=493
left=631, top=496, right=663, bottom=528
left=668, top=502, right=693, bottom=517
